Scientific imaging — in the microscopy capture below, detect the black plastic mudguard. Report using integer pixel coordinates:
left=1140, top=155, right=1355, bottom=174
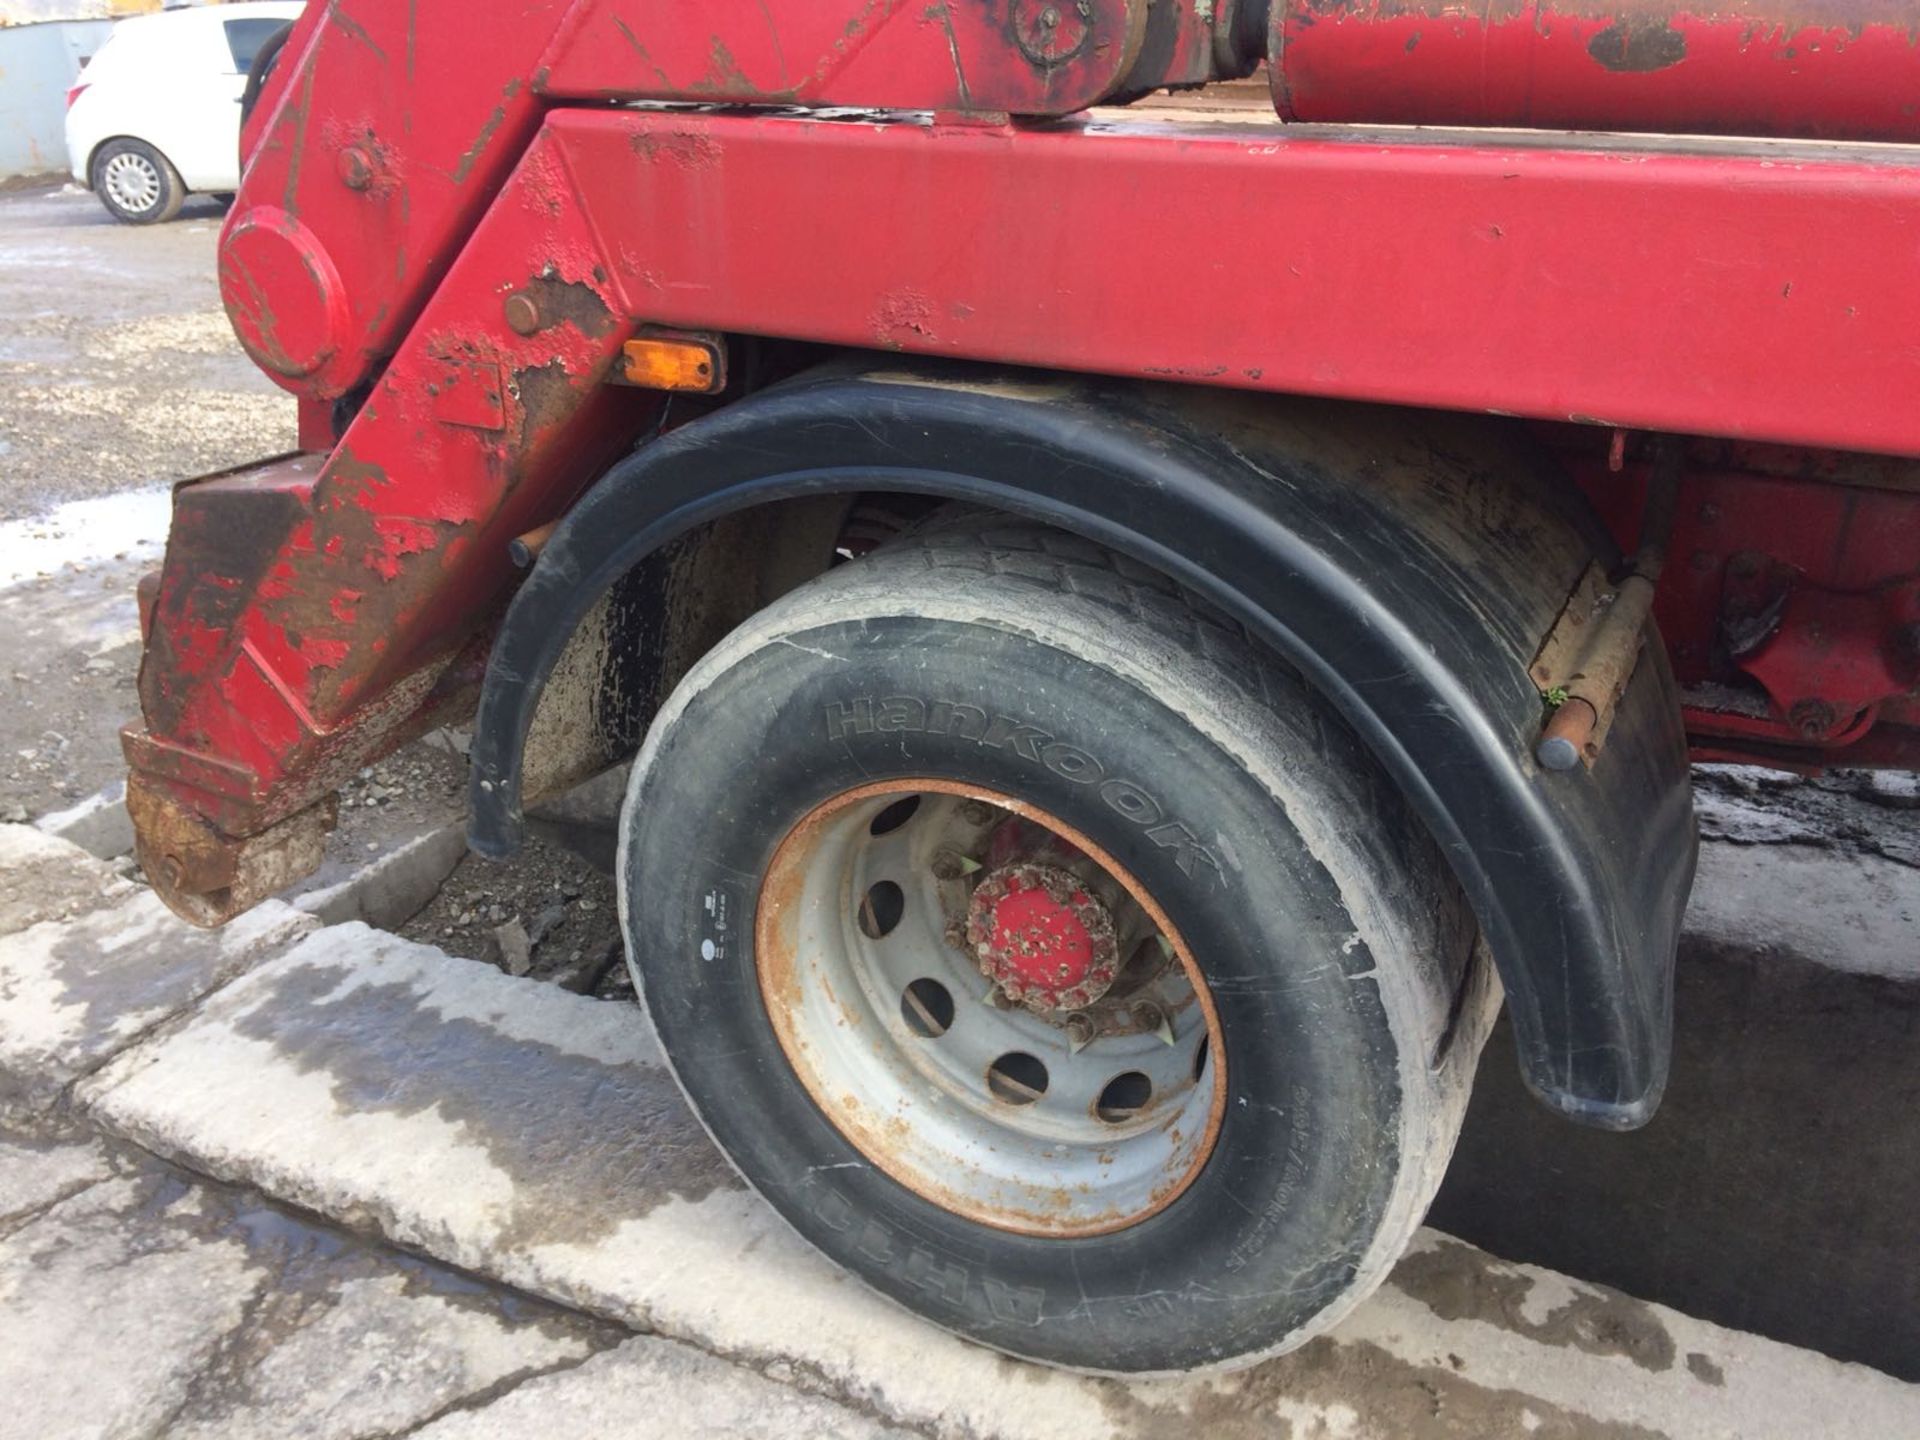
left=469, top=361, right=1697, bottom=1129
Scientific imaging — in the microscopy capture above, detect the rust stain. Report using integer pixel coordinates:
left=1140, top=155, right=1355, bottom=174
left=1587, top=14, right=1689, bottom=70
left=326, top=0, right=388, bottom=62
left=610, top=15, right=675, bottom=87
left=870, top=290, right=938, bottom=350
left=628, top=128, right=725, bottom=170
left=130, top=776, right=333, bottom=927
left=452, top=78, right=521, bottom=186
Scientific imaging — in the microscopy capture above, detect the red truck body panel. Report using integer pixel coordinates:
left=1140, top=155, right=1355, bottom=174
left=127, top=0, right=1919, bottom=920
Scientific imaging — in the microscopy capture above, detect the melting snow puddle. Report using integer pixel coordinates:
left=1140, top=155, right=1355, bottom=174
left=0, top=487, right=171, bottom=590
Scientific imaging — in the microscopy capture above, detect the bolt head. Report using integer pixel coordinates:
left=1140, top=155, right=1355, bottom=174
left=336, top=146, right=373, bottom=191
left=503, top=292, right=543, bottom=337
left=1788, top=699, right=1836, bottom=739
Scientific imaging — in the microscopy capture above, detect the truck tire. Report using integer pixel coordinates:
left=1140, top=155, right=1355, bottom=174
left=91, top=139, right=184, bottom=226
left=619, top=514, right=1496, bottom=1374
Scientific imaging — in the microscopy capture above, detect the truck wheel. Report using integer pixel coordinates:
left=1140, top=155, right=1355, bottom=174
left=619, top=515, right=1494, bottom=1373
left=91, top=139, right=184, bottom=225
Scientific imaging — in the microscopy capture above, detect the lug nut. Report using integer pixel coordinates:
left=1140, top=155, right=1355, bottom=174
left=1132, top=1000, right=1176, bottom=1047
left=931, top=848, right=983, bottom=881
left=1065, top=1012, right=1096, bottom=1054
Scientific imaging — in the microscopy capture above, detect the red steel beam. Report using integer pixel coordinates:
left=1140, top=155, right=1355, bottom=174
left=225, top=0, right=1249, bottom=407
left=1273, top=0, right=1920, bottom=143
left=569, top=109, right=1920, bottom=458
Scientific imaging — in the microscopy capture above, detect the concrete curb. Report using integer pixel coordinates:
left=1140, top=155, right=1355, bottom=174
left=76, top=923, right=1920, bottom=1440
left=293, top=821, right=469, bottom=931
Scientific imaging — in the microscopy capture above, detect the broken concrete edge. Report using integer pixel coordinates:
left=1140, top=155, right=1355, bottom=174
left=294, top=821, right=470, bottom=931
left=33, top=779, right=133, bottom=861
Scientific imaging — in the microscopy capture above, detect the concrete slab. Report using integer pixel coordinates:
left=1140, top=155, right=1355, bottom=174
left=1436, top=837, right=1920, bottom=1384
left=414, top=1334, right=912, bottom=1440
left=0, top=1129, right=111, bottom=1229
left=82, top=925, right=1920, bottom=1440
left=34, top=779, right=134, bottom=860
left=0, top=824, right=133, bottom=936
left=0, top=888, right=314, bottom=1123
left=0, top=1147, right=611, bottom=1440
left=1685, top=839, right=1919, bottom=980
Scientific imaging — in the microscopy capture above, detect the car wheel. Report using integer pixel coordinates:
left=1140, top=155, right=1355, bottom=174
left=91, top=139, right=184, bottom=225
left=619, top=513, right=1498, bottom=1373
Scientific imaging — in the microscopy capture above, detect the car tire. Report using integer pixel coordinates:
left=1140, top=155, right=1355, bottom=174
left=619, top=513, right=1499, bottom=1374
left=91, top=138, right=184, bottom=225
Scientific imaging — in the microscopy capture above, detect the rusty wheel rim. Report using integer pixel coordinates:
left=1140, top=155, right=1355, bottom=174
left=756, top=781, right=1227, bottom=1238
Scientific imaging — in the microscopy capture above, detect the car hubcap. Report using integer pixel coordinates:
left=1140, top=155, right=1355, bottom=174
left=756, top=781, right=1226, bottom=1237
left=103, top=152, right=161, bottom=213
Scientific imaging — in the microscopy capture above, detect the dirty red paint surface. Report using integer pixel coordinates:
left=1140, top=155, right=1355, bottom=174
left=127, top=0, right=1920, bottom=915
left=1275, top=0, right=1920, bottom=141
left=1575, top=454, right=1920, bottom=765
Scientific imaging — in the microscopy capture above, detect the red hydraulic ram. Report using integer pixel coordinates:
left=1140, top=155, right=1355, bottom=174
left=1271, top=0, right=1920, bottom=142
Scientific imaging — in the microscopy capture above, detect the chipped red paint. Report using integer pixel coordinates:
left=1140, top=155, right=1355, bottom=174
left=224, top=1, right=1257, bottom=410
left=130, top=0, right=1920, bottom=918
left=1274, top=0, right=1920, bottom=142
left=968, top=863, right=1121, bottom=1011
left=1573, top=452, right=1920, bottom=763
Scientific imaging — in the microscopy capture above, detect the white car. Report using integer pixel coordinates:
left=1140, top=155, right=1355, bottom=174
left=65, top=2, right=304, bottom=225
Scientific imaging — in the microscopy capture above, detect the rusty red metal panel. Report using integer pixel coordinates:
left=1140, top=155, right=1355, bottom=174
left=537, top=0, right=1157, bottom=113
left=136, top=122, right=656, bottom=865
left=224, top=1, right=575, bottom=403
left=223, top=1, right=1255, bottom=411
left=1273, top=0, right=1920, bottom=142
left=1573, top=454, right=1920, bottom=759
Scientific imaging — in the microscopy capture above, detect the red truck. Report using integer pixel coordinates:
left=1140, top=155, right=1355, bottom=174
left=127, top=0, right=1919, bottom=1373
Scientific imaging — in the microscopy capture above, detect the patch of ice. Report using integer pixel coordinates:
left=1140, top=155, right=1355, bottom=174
left=0, top=487, right=171, bottom=590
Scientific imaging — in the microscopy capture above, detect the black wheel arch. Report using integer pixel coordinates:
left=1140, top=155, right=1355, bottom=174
left=468, top=358, right=1697, bottom=1130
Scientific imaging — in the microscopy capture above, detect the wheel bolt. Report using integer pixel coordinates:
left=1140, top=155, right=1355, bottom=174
left=1065, top=1013, right=1096, bottom=1054
left=1133, top=1000, right=1176, bottom=1046
left=931, top=848, right=982, bottom=880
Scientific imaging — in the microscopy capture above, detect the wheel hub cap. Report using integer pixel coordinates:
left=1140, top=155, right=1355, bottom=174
left=967, top=862, right=1118, bottom=1010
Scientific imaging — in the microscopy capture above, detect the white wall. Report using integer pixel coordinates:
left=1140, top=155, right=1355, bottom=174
left=0, top=18, right=114, bottom=178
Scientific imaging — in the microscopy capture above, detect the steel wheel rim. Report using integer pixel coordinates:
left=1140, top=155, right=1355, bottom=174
left=756, top=780, right=1227, bottom=1237
left=103, top=151, right=161, bottom=214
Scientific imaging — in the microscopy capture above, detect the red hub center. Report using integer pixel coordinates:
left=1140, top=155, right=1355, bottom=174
left=966, top=862, right=1118, bottom=1011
